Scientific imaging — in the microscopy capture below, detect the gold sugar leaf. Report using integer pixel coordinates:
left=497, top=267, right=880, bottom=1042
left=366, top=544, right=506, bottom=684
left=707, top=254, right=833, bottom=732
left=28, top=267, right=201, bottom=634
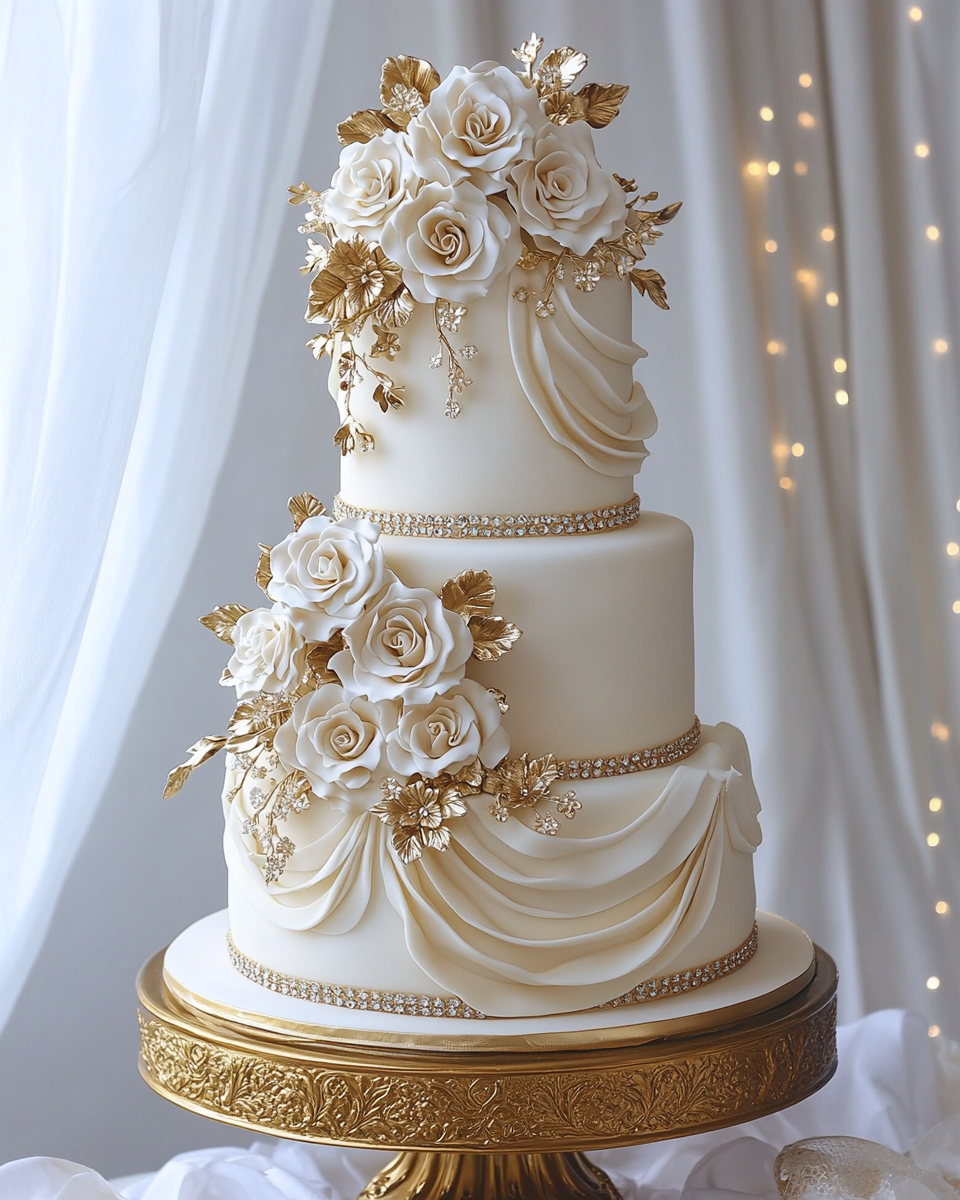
left=441, top=568, right=496, bottom=618
left=287, top=181, right=319, bottom=206
left=302, top=630, right=345, bottom=689
left=536, top=46, right=588, bottom=96
left=576, top=81, right=629, bottom=128
left=652, top=199, right=683, bottom=225
left=199, top=603, right=251, bottom=643
left=337, top=108, right=402, bottom=146
left=613, top=174, right=639, bottom=193
left=542, top=89, right=588, bottom=125
left=380, top=56, right=441, bottom=122
left=219, top=666, right=234, bottom=686
left=375, top=289, right=414, bottom=328
left=256, top=543, right=273, bottom=595
left=228, top=693, right=293, bottom=740
left=629, top=268, right=670, bottom=310
left=306, top=332, right=336, bottom=360
left=288, top=492, right=326, bottom=530
left=163, top=735, right=228, bottom=799
left=488, top=686, right=509, bottom=714
left=468, top=615, right=522, bottom=661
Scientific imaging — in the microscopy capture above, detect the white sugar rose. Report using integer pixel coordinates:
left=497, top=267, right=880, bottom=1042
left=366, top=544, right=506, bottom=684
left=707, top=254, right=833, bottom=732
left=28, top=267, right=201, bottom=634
left=408, top=62, right=547, bottom=193
left=225, top=608, right=306, bottom=699
left=267, top=516, right=392, bottom=641
left=274, top=683, right=393, bottom=795
left=331, top=580, right=474, bottom=705
left=507, top=121, right=627, bottom=255
left=324, top=129, right=418, bottom=240
left=380, top=181, right=520, bottom=303
left=386, top=678, right=509, bottom=777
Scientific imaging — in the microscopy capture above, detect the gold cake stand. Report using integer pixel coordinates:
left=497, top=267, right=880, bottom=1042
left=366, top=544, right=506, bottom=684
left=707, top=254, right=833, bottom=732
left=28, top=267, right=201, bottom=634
left=137, top=946, right=837, bottom=1199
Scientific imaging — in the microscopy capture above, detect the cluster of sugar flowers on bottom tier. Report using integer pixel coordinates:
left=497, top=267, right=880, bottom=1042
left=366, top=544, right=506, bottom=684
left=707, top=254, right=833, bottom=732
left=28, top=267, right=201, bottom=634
left=164, top=493, right=580, bottom=878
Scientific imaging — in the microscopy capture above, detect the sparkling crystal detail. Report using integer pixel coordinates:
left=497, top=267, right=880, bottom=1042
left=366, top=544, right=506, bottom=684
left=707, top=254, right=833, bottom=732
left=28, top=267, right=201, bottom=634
left=535, top=812, right=560, bottom=836
left=444, top=398, right=462, bottom=419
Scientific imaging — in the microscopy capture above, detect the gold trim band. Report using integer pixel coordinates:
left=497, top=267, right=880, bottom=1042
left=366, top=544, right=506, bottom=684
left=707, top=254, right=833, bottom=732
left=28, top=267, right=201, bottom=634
left=333, top=493, right=641, bottom=539
left=226, top=921, right=758, bottom=1021
left=557, top=717, right=701, bottom=780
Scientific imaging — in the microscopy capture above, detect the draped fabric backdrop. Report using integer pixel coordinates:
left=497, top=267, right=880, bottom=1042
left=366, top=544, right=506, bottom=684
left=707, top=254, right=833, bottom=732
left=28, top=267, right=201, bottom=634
left=0, top=0, right=958, bottom=1176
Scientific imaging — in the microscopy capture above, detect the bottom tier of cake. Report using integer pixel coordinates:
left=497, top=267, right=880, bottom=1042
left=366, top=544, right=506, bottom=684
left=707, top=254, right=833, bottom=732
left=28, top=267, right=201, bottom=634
left=223, top=722, right=762, bottom=1019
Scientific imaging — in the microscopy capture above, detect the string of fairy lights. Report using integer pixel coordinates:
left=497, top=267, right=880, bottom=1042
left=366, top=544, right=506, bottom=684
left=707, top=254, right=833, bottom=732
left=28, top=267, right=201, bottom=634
left=744, top=5, right=956, bottom=1038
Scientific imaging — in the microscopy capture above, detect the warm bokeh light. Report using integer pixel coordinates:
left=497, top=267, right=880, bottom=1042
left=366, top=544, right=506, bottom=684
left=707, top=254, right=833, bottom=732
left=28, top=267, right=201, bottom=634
left=936, top=901, right=950, bottom=915
left=798, top=111, right=816, bottom=129
left=821, top=226, right=836, bottom=242
left=929, top=797, right=943, bottom=812
left=834, top=357, right=847, bottom=372
left=773, top=441, right=790, bottom=458
left=953, top=600, right=960, bottom=614
left=767, top=340, right=784, bottom=355
left=765, top=239, right=778, bottom=253
left=747, top=160, right=765, bottom=177
left=926, top=225, right=940, bottom=241
left=767, top=160, right=781, bottom=176
left=909, top=6, right=923, bottom=20
left=927, top=833, right=940, bottom=847
left=799, top=73, right=813, bottom=88
left=931, top=721, right=950, bottom=741
left=779, top=477, right=795, bottom=491
left=796, top=268, right=816, bottom=286
left=927, top=976, right=941, bottom=990
left=948, top=544, right=960, bottom=557
left=930, top=1025, right=941, bottom=1038
left=915, top=142, right=930, bottom=158
left=836, top=389, right=849, bottom=406
left=826, top=291, right=839, bottom=306
left=934, top=339, right=949, bottom=354
left=760, top=105, right=774, bottom=121
left=794, top=161, right=808, bottom=176
left=791, top=443, right=805, bottom=457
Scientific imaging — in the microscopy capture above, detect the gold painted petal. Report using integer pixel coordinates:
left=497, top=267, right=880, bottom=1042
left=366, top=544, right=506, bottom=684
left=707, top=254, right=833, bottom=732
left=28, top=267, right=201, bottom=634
left=163, top=735, right=228, bottom=799
left=301, top=630, right=345, bottom=691
left=542, top=89, right=588, bottom=126
left=576, top=81, right=630, bottom=128
left=374, top=289, right=414, bottom=328
left=199, top=603, right=251, bottom=644
left=441, top=568, right=496, bottom=618
left=512, top=33, right=543, bottom=66
left=288, top=492, right=326, bottom=530
left=255, top=543, right=272, bottom=595
left=380, top=55, right=441, bottom=121
left=287, top=181, right=320, bottom=206
left=535, top=46, right=589, bottom=96
left=468, top=614, right=522, bottom=661
left=337, top=108, right=402, bottom=146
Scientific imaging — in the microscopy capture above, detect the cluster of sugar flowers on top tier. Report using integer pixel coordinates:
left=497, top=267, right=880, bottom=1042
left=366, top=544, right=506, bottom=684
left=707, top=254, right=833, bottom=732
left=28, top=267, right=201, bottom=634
left=289, top=34, right=680, bottom=442
left=164, top=494, right=580, bottom=877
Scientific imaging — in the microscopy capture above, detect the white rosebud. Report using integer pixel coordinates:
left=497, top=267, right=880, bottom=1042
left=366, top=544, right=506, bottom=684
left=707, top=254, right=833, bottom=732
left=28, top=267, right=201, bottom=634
left=386, top=678, right=509, bottom=777
left=507, top=122, right=627, bottom=256
left=380, top=181, right=520, bottom=304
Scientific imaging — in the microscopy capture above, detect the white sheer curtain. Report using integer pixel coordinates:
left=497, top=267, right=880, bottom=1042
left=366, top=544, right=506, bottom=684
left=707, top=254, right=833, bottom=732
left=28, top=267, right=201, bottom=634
left=0, top=0, right=333, bottom=1033
left=1, top=0, right=958, bottom=1054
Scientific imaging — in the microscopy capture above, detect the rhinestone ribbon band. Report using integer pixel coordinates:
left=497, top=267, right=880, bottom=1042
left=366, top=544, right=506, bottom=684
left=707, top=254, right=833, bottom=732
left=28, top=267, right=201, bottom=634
left=333, top=493, right=641, bottom=539
left=557, top=717, right=701, bottom=780
left=226, top=922, right=758, bottom=1021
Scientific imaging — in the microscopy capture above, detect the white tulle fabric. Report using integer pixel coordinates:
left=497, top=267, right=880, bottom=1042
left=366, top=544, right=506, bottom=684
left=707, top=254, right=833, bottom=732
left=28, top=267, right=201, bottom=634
left=507, top=267, right=658, bottom=475
left=1, top=1010, right=955, bottom=1199
left=225, top=724, right=760, bottom=1015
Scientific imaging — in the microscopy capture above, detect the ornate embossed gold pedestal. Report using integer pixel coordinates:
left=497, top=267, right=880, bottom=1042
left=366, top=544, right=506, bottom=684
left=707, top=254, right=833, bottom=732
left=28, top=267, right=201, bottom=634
left=138, top=947, right=837, bottom=1200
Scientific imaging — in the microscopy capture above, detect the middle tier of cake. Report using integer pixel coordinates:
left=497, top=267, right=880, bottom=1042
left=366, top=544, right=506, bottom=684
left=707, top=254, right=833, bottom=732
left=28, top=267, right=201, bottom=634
left=373, top=509, right=695, bottom=760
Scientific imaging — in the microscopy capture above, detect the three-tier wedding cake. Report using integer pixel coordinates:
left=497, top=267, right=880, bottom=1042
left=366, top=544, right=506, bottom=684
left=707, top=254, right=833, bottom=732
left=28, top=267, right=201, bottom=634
left=164, top=37, right=812, bottom=1031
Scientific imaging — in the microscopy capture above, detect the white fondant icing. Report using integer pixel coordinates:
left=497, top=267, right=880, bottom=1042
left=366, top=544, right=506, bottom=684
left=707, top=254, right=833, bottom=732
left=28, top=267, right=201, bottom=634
left=164, top=910, right=812, bottom=1045
left=226, top=724, right=759, bottom=1018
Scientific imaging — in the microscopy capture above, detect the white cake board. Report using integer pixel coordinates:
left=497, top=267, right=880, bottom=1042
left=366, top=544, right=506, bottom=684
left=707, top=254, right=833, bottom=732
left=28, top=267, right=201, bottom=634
left=162, top=910, right=815, bottom=1051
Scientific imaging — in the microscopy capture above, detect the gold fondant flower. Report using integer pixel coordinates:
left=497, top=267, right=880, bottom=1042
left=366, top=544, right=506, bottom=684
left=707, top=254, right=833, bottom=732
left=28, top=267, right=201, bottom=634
left=371, top=777, right=469, bottom=864
left=306, top=236, right=404, bottom=325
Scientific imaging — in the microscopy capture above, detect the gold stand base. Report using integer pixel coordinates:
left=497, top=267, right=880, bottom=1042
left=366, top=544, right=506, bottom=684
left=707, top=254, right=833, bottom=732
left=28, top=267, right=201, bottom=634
left=361, top=1150, right=621, bottom=1200
left=138, top=943, right=838, bottom=1199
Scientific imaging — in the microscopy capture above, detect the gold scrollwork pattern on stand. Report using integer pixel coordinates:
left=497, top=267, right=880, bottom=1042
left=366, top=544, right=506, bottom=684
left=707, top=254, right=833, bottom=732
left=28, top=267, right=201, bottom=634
left=138, top=984, right=837, bottom=1151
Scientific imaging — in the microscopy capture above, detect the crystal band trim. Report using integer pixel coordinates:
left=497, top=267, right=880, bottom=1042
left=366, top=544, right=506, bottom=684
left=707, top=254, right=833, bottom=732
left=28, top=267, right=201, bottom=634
left=333, top=493, right=641, bottom=539
left=225, top=921, right=758, bottom=1021
left=557, top=717, right=701, bottom=780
